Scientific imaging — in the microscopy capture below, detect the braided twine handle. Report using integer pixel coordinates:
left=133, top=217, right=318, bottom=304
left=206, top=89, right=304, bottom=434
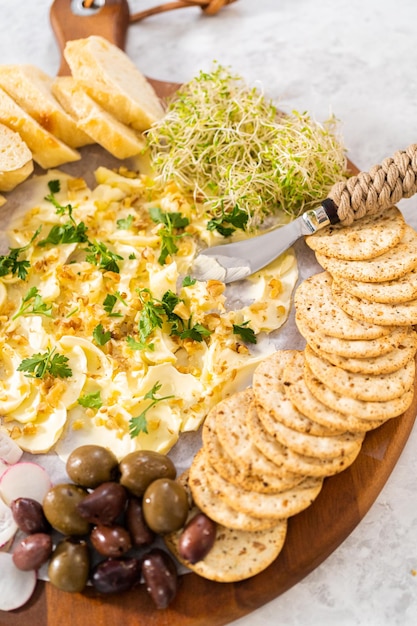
left=329, top=143, right=417, bottom=225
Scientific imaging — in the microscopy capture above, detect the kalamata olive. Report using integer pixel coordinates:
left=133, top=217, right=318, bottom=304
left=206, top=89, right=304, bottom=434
left=178, top=513, right=217, bottom=564
left=66, top=445, right=119, bottom=488
left=43, top=483, right=90, bottom=535
left=12, top=533, right=53, bottom=571
left=76, top=482, right=127, bottom=525
left=119, top=450, right=176, bottom=497
left=10, top=497, right=50, bottom=534
left=143, top=478, right=188, bottom=534
left=90, top=524, right=132, bottom=557
left=91, top=557, right=141, bottom=594
left=142, top=548, right=178, bottom=609
left=48, top=538, right=90, bottom=593
left=125, top=496, right=155, bottom=547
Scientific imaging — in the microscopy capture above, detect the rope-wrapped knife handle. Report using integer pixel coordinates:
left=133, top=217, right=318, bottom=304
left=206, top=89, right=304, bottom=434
left=327, top=143, right=417, bottom=225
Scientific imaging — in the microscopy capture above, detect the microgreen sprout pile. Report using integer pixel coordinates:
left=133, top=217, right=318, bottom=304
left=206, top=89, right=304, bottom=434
left=147, top=64, right=348, bottom=231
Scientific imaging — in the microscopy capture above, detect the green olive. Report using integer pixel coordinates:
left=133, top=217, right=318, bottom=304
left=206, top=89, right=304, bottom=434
left=119, top=450, right=176, bottom=497
left=48, top=538, right=90, bottom=593
left=66, top=445, right=119, bottom=488
left=143, top=478, right=188, bottom=534
left=43, top=483, right=90, bottom=535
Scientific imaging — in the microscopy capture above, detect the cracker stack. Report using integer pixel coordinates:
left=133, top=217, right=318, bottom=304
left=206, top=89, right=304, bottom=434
left=166, top=205, right=417, bottom=582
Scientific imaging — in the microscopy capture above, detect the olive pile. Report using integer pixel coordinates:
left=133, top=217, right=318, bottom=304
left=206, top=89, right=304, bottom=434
left=10, top=445, right=217, bottom=610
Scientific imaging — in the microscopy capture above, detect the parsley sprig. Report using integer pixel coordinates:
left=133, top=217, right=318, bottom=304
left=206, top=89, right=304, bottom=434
left=161, top=290, right=212, bottom=341
left=39, top=180, right=89, bottom=247
left=128, top=288, right=166, bottom=350
left=38, top=220, right=88, bottom=247
left=12, top=286, right=53, bottom=320
left=17, top=347, right=72, bottom=379
left=93, top=323, right=112, bottom=346
left=44, top=179, right=74, bottom=216
left=43, top=181, right=125, bottom=274
left=85, top=240, right=124, bottom=273
left=127, top=288, right=212, bottom=350
left=0, top=228, right=41, bottom=280
left=117, top=214, right=134, bottom=230
left=207, top=204, right=249, bottom=237
left=78, top=390, right=103, bottom=409
left=129, top=382, right=174, bottom=437
left=233, top=320, right=257, bottom=344
left=103, top=292, right=127, bottom=318
left=149, top=207, right=190, bottom=264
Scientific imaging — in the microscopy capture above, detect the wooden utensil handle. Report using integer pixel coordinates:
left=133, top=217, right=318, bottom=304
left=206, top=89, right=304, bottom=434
left=49, top=0, right=180, bottom=98
left=50, top=0, right=130, bottom=76
left=329, top=143, right=417, bottom=224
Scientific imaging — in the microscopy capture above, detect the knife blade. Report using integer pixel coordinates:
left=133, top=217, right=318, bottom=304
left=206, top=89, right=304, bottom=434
left=191, top=144, right=417, bottom=283
left=191, top=199, right=339, bottom=282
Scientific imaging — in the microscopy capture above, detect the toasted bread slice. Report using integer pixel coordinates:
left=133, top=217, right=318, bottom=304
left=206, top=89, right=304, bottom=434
left=52, top=76, right=146, bottom=160
left=0, top=122, right=33, bottom=192
left=63, top=35, right=164, bottom=131
left=0, top=64, right=93, bottom=149
left=0, top=87, right=80, bottom=169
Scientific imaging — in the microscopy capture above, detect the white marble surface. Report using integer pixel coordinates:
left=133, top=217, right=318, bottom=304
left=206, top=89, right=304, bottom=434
left=2, top=0, right=417, bottom=624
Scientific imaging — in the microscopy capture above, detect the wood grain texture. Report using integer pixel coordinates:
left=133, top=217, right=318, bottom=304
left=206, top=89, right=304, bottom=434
left=49, top=0, right=180, bottom=98
left=50, top=0, right=130, bottom=76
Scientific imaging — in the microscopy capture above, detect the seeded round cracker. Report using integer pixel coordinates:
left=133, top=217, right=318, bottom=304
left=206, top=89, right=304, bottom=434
left=165, top=509, right=287, bottom=583
left=166, top=469, right=288, bottom=582
left=332, top=283, right=417, bottom=326
left=253, top=349, right=338, bottom=437
left=315, top=225, right=417, bottom=283
left=165, top=520, right=288, bottom=583
left=294, top=272, right=392, bottom=340
left=304, top=344, right=415, bottom=402
left=282, top=351, right=385, bottom=432
left=247, top=400, right=362, bottom=477
left=305, top=206, right=406, bottom=260
left=188, top=456, right=279, bottom=531
left=309, top=333, right=417, bottom=375
left=253, top=401, right=363, bottom=460
left=333, top=266, right=417, bottom=304
left=215, top=388, right=295, bottom=477
left=202, top=406, right=302, bottom=493
left=296, top=314, right=409, bottom=359
left=200, top=449, right=323, bottom=520
left=303, top=362, right=415, bottom=421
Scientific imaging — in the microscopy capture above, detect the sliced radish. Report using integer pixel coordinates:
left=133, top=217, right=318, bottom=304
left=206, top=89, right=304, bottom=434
left=0, top=460, right=8, bottom=478
left=0, top=462, right=52, bottom=506
left=0, top=552, right=37, bottom=610
left=0, top=497, right=18, bottom=548
left=0, top=432, right=23, bottom=465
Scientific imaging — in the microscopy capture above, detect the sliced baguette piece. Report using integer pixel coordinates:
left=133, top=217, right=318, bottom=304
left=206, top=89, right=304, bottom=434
left=0, top=87, right=80, bottom=169
left=52, top=76, right=146, bottom=160
left=63, top=35, right=164, bottom=131
left=0, top=122, right=33, bottom=192
left=0, top=64, right=93, bottom=149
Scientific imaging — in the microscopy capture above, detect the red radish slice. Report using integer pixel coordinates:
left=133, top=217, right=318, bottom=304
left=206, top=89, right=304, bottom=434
left=0, top=432, right=23, bottom=465
left=0, top=462, right=52, bottom=506
left=0, top=552, right=37, bottom=610
left=0, top=497, right=18, bottom=548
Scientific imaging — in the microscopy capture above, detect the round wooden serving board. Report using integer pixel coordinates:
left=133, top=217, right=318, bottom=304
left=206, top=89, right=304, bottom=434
left=2, top=1, right=417, bottom=624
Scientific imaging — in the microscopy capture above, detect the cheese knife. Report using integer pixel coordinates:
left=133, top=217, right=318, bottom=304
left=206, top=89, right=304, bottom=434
left=192, top=143, right=417, bottom=282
